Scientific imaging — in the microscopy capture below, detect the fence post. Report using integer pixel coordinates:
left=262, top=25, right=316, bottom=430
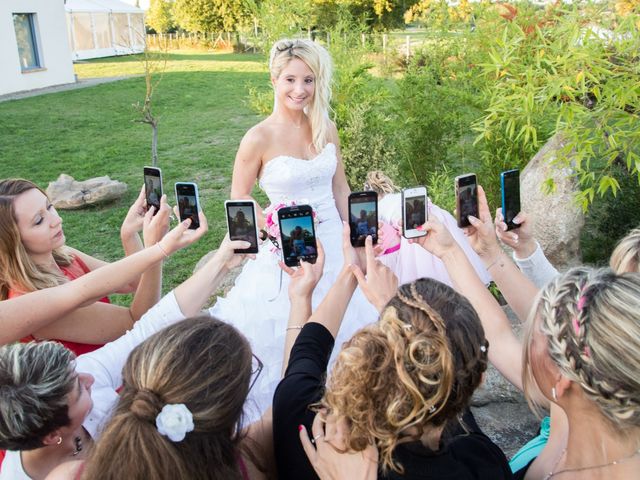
left=383, top=33, right=387, bottom=55
left=361, top=32, right=365, bottom=48
left=405, top=35, right=410, bottom=59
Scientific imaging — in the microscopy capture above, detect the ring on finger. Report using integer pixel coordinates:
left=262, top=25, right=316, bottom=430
left=311, top=433, right=324, bottom=444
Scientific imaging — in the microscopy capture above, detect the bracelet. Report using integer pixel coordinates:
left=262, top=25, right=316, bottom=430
left=286, top=325, right=304, bottom=331
left=156, top=242, right=169, bottom=259
left=485, top=255, right=504, bottom=271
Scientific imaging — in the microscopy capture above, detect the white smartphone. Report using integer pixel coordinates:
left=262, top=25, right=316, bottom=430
left=175, top=182, right=200, bottom=230
left=402, top=186, right=428, bottom=238
left=225, top=199, right=259, bottom=254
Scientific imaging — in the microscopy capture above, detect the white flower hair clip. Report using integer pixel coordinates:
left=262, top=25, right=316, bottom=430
left=155, top=403, right=194, bottom=442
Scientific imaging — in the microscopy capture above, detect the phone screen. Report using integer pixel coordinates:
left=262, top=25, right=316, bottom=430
left=502, top=170, right=521, bottom=230
left=144, top=167, right=162, bottom=215
left=456, top=175, right=478, bottom=228
left=278, top=207, right=317, bottom=267
left=349, top=192, right=378, bottom=247
left=226, top=202, right=259, bottom=254
left=404, top=195, right=426, bottom=230
left=176, top=183, right=200, bottom=230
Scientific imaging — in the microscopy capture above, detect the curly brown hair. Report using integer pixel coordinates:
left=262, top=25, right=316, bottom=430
left=322, top=278, right=489, bottom=473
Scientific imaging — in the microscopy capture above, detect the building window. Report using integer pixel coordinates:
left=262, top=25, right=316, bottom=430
left=13, top=13, right=41, bottom=71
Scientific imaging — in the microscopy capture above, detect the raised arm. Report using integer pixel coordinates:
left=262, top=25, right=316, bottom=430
left=280, top=240, right=326, bottom=374
left=27, top=199, right=174, bottom=345
left=495, top=208, right=559, bottom=288
left=231, top=127, right=267, bottom=227
left=463, top=186, right=541, bottom=323
left=0, top=213, right=205, bottom=345
left=411, top=216, right=524, bottom=389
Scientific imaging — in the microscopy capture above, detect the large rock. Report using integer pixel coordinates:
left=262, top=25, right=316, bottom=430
left=46, top=174, right=128, bottom=209
left=520, top=134, right=584, bottom=269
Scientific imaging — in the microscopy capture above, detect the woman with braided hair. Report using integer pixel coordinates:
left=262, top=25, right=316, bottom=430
left=272, top=226, right=511, bottom=479
left=396, top=186, right=640, bottom=480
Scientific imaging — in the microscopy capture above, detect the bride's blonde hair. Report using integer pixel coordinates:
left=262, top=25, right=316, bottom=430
left=269, top=39, right=333, bottom=154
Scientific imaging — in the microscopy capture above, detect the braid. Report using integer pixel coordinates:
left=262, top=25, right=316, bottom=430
left=537, top=267, right=640, bottom=428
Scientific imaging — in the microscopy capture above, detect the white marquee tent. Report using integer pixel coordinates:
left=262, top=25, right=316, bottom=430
left=65, top=0, right=145, bottom=60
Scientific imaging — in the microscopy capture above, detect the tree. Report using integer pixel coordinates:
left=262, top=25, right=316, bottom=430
left=173, top=0, right=252, bottom=32
left=146, top=0, right=175, bottom=33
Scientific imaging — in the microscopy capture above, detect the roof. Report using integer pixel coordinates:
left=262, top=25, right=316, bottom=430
left=65, top=0, right=144, bottom=14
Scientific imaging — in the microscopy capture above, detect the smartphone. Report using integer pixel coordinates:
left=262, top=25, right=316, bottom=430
left=174, top=182, right=200, bottom=230
left=348, top=191, right=378, bottom=247
left=143, top=166, right=163, bottom=215
left=277, top=205, right=318, bottom=267
left=501, top=169, right=521, bottom=231
left=402, top=186, right=428, bottom=238
left=225, top=200, right=259, bottom=254
left=455, top=173, right=478, bottom=228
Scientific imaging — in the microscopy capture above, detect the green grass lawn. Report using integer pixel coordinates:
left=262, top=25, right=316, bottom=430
left=0, top=50, right=271, bottom=303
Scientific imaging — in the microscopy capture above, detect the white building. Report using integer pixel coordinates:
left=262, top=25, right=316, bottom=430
left=0, top=0, right=76, bottom=96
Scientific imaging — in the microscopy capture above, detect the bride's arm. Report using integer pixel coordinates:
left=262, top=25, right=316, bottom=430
left=329, top=122, right=351, bottom=222
left=231, top=127, right=267, bottom=228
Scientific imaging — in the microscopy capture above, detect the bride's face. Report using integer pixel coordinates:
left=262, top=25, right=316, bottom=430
left=272, top=58, right=315, bottom=112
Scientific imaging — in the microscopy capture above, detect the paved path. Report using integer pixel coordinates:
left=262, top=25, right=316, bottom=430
left=0, top=76, right=137, bottom=103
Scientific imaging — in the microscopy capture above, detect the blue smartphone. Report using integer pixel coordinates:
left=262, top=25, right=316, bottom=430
left=500, top=169, right=520, bottom=231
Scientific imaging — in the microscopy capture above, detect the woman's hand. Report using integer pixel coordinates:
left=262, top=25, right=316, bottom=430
left=495, top=209, right=538, bottom=259
left=408, top=217, right=459, bottom=259
left=151, top=209, right=208, bottom=256
left=300, top=412, right=378, bottom=480
left=462, top=185, right=502, bottom=260
left=280, top=240, right=326, bottom=301
left=121, top=185, right=148, bottom=239
left=142, top=194, right=171, bottom=247
left=212, top=234, right=257, bottom=270
left=350, top=236, right=398, bottom=312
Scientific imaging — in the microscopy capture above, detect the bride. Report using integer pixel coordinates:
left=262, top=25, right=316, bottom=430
left=209, top=38, right=380, bottom=422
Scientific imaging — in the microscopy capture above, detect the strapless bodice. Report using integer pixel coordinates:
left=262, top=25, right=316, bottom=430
left=259, top=143, right=337, bottom=219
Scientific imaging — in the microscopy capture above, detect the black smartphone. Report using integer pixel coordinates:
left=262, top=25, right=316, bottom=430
left=455, top=173, right=478, bottom=228
left=174, top=182, right=200, bottom=230
left=143, top=166, right=163, bottom=215
left=501, top=169, right=521, bottom=231
left=225, top=200, right=259, bottom=254
left=402, top=186, right=428, bottom=239
left=277, top=205, right=318, bottom=267
left=348, top=191, right=378, bottom=247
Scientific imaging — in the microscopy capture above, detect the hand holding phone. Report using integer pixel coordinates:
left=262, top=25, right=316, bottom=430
left=144, top=166, right=163, bottom=215
left=225, top=200, right=259, bottom=254
left=175, top=182, right=200, bottom=230
left=402, top=186, right=428, bottom=238
left=455, top=174, right=478, bottom=228
left=500, top=169, right=521, bottom=231
left=278, top=205, right=318, bottom=267
left=348, top=191, right=378, bottom=247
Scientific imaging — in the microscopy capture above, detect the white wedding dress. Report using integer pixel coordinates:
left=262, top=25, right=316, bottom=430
left=209, top=143, right=379, bottom=423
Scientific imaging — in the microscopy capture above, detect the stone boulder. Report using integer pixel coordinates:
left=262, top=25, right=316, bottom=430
left=46, top=174, right=128, bottom=210
left=521, top=133, right=584, bottom=269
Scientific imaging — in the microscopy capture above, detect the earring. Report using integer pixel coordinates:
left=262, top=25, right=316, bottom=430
left=56, top=436, right=63, bottom=445
left=551, top=387, right=558, bottom=402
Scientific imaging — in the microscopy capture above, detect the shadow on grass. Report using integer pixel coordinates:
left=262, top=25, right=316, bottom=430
left=76, top=52, right=265, bottom=65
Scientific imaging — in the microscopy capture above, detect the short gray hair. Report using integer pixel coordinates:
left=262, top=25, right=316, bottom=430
left=0, top=341, right=75, bottom=450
